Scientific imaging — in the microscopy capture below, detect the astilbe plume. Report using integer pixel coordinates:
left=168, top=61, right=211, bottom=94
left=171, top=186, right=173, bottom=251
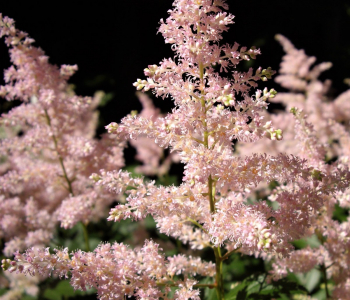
left=2, top=241, right=215, bottom=300
left=237, top=35, right=350, bottom=298
left=0, top=13, right=125, bottom=298
left=238, top=34, right=350, bottom=162
left=2, top=1, right=350, bottom=300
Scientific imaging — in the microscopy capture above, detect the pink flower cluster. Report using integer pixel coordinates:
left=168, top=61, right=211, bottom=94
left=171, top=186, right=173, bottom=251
left=2, top=240, right=214, bottom=300
left=0, top=13, right=125, bottom=247
left=248, top=35, right=350, bottom=298
left=0, top=13, right=125, bottom=298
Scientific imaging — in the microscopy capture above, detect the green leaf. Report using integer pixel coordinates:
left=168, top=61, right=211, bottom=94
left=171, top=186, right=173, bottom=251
left=21, top=295, right=37, bottom=300
left=144, top=215, right=156, bottom=230
left=43, top=280, right=75, bottom=300
left=199, top=277, right=217, bottom=300
left=225, top=253, right=262, bottom=280
left=88, top=237, right=101, bottom=250
left=295, top=268, right=321, bottom=292
left=292, top=234, right=321, bottom=249
left=311, top=288, right=327, bottom=300
left=333, top=204, right=348, bottom=222
left=43, top=289, right=62, bottom=300
left=43, top=280, right=96, bottom=300
left=226, top=275, right=308, bottom=300
left=125, top=164, right=143, bottom=178
left=54, top=280, right=77, bottom=297
left=237, top=287, right=248, bottom=300
left=156, top=174, right=178, bottom=186
left=226, top=281, right=250, bottom=300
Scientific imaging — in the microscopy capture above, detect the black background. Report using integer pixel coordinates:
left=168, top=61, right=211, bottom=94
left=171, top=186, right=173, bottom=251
left=1, top=0, right=350, bottom=128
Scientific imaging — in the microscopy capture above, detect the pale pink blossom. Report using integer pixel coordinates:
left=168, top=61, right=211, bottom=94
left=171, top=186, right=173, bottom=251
left=3, top=240, right=211, bottom=300
left=0, top=13, right=125, bottom=257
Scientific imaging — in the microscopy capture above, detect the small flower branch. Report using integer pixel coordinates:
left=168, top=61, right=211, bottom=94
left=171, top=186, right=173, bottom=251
left=220, top=246, right=241, bottom=262
left=187, top=218, right=209, bottom=235
left=44, top=108, right=90, bottom=252
left=190, top=136, right=205, bottom=145
left=44, top=109, right=73, bottom=194
left=156, top=282, right=216, bottom=289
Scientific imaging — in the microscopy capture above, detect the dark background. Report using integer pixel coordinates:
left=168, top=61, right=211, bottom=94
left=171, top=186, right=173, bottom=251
left=1, top=0, right=350, bottom=129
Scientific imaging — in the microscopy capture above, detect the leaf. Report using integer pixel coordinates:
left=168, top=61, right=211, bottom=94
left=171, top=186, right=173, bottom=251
left=54, top=280, right=77, bottom=297
left=295, top=268, right=321, bottom=292
left=226, top=275, right=308, bottom=300
left=226, top=281, right=250, bottom=300
left=43, top=289, right=62, bottom=300
left=236, top=287, right=248, bottom=300
left=199, top=278, right=217, bottom=300
left=43, top=280, right=96, bottom=300
left=333, top=204, right=348, bottom=222
left=43, top=280, right=75, bottom=300
left=292, top=234, right=321, bottom=249
left=144, top=215, right=156, bottom=230
left=125, top=164, right=143, bottom=178
left=89, top=238, right=101, bottom=250
left=156, top=175, right=178, bottom=186
left=21, top=295, right=37, bottom=300
left=311, top=288, right=327, bottom=300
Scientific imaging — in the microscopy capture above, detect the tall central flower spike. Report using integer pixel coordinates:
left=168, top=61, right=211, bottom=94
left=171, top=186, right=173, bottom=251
left=100, top=0, right=348, bottom=298
left=132, top=0, right=281, bottom=146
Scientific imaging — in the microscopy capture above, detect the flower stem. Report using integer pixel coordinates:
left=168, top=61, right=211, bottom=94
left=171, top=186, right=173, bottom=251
left=214, top=247, right=224, bottom=300
left=187, top=218, right=209, bottom=234
left=320, top=264, right=330, bottom=299
left=220, top=246, right=241, bottom=262
left=199, top=58, right=225, bottom=300
left=157, top=282, right=216, bottom=289
left=44, top=109, right=90, bottom=252
left=81, top=222, right=90, bottom=252
left=44, top=109, right=73, bottom=194
left=208, top=172, right=224, bottom=299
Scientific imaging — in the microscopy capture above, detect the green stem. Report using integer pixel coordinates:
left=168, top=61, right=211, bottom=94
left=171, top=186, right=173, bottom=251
left=220, top=246, right=241, bottom=262
left=316, top=231, right=330, bottom=299
left=81, top=222, right=90, bottom=252
left=208, top=176, right=216, bottom=213
left=187, top=218, right=209, bottom=234
left=44, top=110, right=73, bottom=194
left=194, top=283, right=216, bottom=289
left=44, top=109, right=90, bottom=251
left=320, top=264, right=330, bottom=299
left=214, top=247, right=224, bottom=300
left=191, top=136, right=205, bottom=145
left=198, top=58, right=225, bottom=300
left=157, top=282, right=216, bottom=289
